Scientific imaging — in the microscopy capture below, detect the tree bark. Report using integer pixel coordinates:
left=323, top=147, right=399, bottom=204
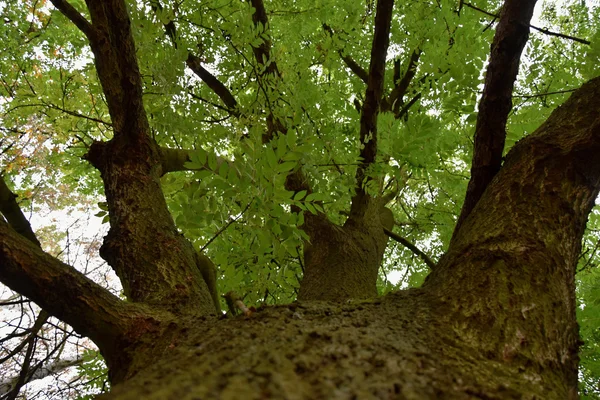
left=2, top=1, right=598, bottom=398
left=298, top=202, right=394, bottom=301
left=96, top=75, right=599, bottom=399
left=454, top=0, right=538, bottom=237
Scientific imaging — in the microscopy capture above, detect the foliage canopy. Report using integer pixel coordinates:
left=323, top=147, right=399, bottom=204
left=0, top=0, right=600, bottom=397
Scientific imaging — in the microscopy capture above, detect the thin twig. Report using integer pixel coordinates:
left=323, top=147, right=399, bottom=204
left=201, top=199, right=254, bottom=251
left=463, top=2, right=590, bottom=45
left=383, top=228, right=436, bottom=269
left=513, top=88, right=577, bottom=99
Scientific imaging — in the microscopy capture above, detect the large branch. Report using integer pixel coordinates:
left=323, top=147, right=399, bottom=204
left=186, top=54, right=239, bottom=112
left=425, top=76, right=600, bottom=385
left=350, top=0, right=395, bottom=217
left=0, top=220, right=138, bottom=357
left=80, top=0, right=148, bottom=135
left=0, top=177, right=51, bottom=397
left=0, top=178, right=40, bottom=247
left=453, top=0, right=537, bottom=239
left=50, top=1, right=218, bottom=314
left=49, top=0, right=94, bottom=40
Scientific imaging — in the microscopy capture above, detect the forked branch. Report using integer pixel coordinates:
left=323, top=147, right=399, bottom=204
left=49, top=0, right=94, bottom=40
left=385, top=48, right=421, bottom=114
left=0, top=178, right=139, bottom=357
left=322, top=24, right=369, bottom=84
left=453, top=0, right=537, bottom=239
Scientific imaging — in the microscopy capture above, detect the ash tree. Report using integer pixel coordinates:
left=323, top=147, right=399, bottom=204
left=1, top=0, right=600, bottom=398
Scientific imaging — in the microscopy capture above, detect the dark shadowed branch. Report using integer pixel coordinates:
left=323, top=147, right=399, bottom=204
left=322, top=24, right=369, bottom=84
left=350, top=0, right=395, bottom=217
left=49, top=0, right=94, bottom=40
left=384, top=228, right=436, bottom=269
left=395, top=93, right=422, bottom=120
left=462, top=2, right=590, bottom=45
left=0, top=177, right=150, bottom=370
left=453, top=0, right=537, bottom=239
left=0, top=219, right=158, bottom=358
left=149, top=1, right=240, bottom=114
left=186, top=55, right=239, bottom=113
left=0, top=178, right=41, bottom=247
left=385, top=49, right=421, bottom=114
left=248, top=0, right=280, bottom=77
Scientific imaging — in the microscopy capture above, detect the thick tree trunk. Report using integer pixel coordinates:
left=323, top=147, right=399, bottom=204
left=93, top=77, right=600, bottom=399
left=100, top=292, right=568, bottom=400
left=2, top=2, right=597, bottom=398
left=299, top=202, right=393, bottom=301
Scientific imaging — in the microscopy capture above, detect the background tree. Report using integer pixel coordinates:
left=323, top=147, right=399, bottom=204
left=0, top=0, right=599, bottom=398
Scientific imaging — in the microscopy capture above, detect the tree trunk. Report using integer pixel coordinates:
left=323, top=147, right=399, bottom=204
left=1, top=1, right=598, bottom=398
left=99, top=291, right=571, bottom=400
left=91, top=77, right=600, bottom=399
left=299, top=201, right=393, bottom=301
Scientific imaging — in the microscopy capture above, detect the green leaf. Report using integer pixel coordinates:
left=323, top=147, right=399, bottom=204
left=266, top=147, right=278, bottom=168
left=275, top=161, right=297, bottom=173
left=208, top=152, right=218, bottom=171
left=305, top=202, right=317, bottom=215
left=218, top=162, right=229, bottom=178
left=294, top=190, right=307, bottom=201
left=305, top=192, right=326, bottom=202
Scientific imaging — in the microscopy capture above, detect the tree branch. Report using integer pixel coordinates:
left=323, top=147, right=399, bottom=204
left=341, top=54, right=369, bottom=84
left=4, top=310, right=49, bottom=400
left=395, top=92, right=421, bottom=120
left=0, top=219, right=143, bottom=356
left=453, top=0, right=537, bottom=240
left=49, top=0, right=94, bottom=40
left=351, top=0, right=395, bottom=217
left=248, top=0, right=280, bottom=77
left=384, top=228, right=436, bottom=270
left=82, top=0, right=147, bottom=135
left=529, top=24, right=590, bottom=45
left=322, top=24, right=369, bottom=84
left=0, top=177, right=41, bottom=247
left=186, top=54, right=239, bottom=112
left=0, top=173, right=164, bottom=368
left=462, top=2, right=590, bottom=45
left=386, top=49, right=421, bottom=113
left=513, top=88, right=578, bottom=99
left=149, top=2, right=240, bottom=114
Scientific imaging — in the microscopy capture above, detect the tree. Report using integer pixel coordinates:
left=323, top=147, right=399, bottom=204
left=0, top=0, right=599, bottom=398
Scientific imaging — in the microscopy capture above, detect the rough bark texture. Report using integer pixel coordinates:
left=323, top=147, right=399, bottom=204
left=100, top=293, right=571, bottom=400
left=1, top=0, right=598, bottom=398
left=50, top=0, right=216, bottom=316
left=427, top=76, right=600, bottom=393
left=98, top=76, right=599, bottom=399
left=298, top=203, right=394, bottom=301
left=294, top=0, right=396, bottom=302
left=454, top=0, right=538, bottom=237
